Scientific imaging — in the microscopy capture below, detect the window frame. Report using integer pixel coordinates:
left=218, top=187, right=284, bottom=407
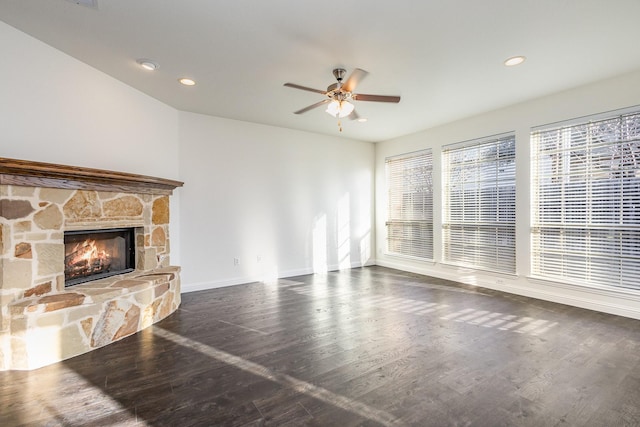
left=442, top=132, right=517, bottom=274
left=385, top=149, right=434, bottom=260
left=530, top=107, right=640, bottom=291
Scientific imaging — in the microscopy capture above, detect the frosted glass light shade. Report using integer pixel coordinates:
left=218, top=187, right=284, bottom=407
left=326, top=100, right=355, bottom=118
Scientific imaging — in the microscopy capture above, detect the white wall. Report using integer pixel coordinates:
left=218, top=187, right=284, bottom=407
left=375, top=70, right=640, bottom=319
left=178, top=112, right=375, bottom=291
left=0, top=22, right=179, bottom=177
left=0, top=21, right=375, bottom=291
left=6, top=20, right=640, bottom=318
left=0, top=22, right=182, bottom=263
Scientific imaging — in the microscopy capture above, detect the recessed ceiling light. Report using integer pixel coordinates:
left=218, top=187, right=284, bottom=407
left=504, top=56, right=526, bottom=67
left=136, top=59, right=159, bottom=71
left=357, top=118, right=368, bottom=123
left=179, top=78, right=196, bottom=86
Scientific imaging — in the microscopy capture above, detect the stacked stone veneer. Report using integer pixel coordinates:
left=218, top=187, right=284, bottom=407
left=0, top=185, right=181, bottom=370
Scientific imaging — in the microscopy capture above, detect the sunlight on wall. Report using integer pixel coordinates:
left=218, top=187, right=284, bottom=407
left=23, top=325, right=62, bottom=369
left=359, top=231, right=371, bottom=266
left=234, top=210, right=282, bottom=284
left=454, top=272, right=480, bottom=286
left=260, top=264, right=280, bottom=282
left=313, top=213, right=328, bottom=273
left=355, top=169, right=373, bottom=266
left=337, top=193, right=351, bottom=269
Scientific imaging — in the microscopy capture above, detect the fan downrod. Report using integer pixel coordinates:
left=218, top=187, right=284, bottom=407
left=332, top=68, right=347, bottom=82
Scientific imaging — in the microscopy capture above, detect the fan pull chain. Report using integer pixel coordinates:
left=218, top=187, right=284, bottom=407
left=337, top=119, right=342, bottom=132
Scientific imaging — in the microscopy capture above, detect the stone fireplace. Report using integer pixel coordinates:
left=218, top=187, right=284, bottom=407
left=64, top=227, right=136, bottom=286
left=0, top=158, right=183, bottom=370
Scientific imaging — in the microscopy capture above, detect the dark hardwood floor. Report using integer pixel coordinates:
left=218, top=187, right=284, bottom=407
left=2, top=266, right=640, bottom=426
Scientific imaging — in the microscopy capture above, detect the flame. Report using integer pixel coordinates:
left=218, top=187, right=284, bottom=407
left=65, top=239, right=112, bottom=280
left=72, top=239, right=110, bottom=263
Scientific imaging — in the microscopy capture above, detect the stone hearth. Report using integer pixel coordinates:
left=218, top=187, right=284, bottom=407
left=0, top=158, right=183, bottom=370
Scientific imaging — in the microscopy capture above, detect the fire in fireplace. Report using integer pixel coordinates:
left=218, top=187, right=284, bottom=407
left=64, top=228, right=135, bottom=287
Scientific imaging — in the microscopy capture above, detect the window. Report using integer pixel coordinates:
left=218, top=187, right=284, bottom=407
left=531, top=108, right=640, bottom=290
left=386, top=149, right=433, bottom=259
left=442, top=134, right=516, bottom=273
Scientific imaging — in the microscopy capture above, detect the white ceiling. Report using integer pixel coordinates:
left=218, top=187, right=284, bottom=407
left=2, top=0, right=640, bottom=142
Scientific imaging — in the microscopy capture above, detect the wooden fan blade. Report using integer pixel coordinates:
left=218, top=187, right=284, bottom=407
left=293, top=99, right=330, bottom=114
left=341, top=68, right=368, bottom=93
left=353, top=93, right=401, bottom=103
left=284, top=83, right=327, bottom=95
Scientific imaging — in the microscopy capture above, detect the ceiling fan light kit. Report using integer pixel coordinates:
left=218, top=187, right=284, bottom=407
left=284, top=67, right=400, bottom=131
left=326, top=100, right=355, bottom=118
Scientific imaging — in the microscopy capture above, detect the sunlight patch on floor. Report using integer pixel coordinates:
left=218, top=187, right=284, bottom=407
left=154, top=327, right=403, bottom=426
left=440, top=309, right=558, bottom=335
left=20, top=366, right=143, bottom=426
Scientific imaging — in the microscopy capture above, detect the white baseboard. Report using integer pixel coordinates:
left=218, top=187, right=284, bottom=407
left=181, top=260, right=374, bottom=294
left=182, top=258, right=640, bottom=319
left=376, top=259, right=640, bottom=320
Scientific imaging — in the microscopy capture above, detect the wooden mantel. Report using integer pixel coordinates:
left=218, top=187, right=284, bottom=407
left=0, top=157, right=183, bottom=195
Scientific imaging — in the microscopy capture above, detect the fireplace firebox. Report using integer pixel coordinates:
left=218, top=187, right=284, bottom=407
left=64, top=228, right=136, bottom=287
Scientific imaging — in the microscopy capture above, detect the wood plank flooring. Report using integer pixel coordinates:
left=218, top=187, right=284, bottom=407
left=2, top=266, right=640, bottom=426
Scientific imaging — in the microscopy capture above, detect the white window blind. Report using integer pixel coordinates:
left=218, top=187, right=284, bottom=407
left=386, top=149, right=433, bottom=259
left=442, top=134, right=516, bottom=273
left=531, top=109, right=640, bottom=290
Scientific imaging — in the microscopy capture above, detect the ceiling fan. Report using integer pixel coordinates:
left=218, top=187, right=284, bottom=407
left=284, top=68, right=400, bottom=129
